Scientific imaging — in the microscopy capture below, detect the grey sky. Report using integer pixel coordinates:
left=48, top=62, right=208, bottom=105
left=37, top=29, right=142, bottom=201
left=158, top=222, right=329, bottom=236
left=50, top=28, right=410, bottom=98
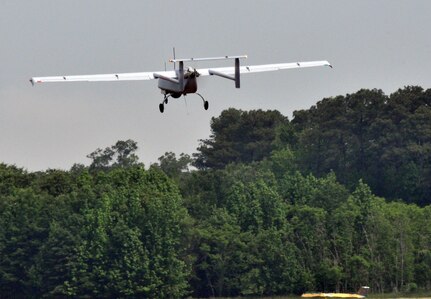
left=1, top=1, right=430, bottom=171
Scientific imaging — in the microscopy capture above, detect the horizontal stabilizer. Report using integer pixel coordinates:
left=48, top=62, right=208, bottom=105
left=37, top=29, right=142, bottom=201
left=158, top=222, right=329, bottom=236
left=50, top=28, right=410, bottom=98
left=170, top=55, right=247, bottom=63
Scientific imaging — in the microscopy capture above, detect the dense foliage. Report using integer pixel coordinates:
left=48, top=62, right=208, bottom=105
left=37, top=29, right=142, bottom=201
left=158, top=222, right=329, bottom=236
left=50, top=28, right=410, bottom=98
left=1, top=86, right=431, bottom=298
left=0, top=164, right=189, bottom=298
left=286, top=87, right=431, bottom=205
left=194, top=108, right=288, bottom=169
left=196, top=87, right=431, bottom=206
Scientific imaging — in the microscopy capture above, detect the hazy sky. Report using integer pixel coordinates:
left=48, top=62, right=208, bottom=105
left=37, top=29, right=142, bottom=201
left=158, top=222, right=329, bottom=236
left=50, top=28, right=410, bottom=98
left=1, top=1, right=430, bottom=171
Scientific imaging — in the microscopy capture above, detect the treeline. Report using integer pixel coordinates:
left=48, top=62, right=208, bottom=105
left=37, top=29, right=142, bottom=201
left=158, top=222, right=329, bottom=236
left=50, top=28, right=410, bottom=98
left=195, top=86, right=431, bottom=206
left=0, top=86, right=430, bottom=298
left=290, top=86, right=431, bottom=205
left=0, top=163, right=189, bottom=298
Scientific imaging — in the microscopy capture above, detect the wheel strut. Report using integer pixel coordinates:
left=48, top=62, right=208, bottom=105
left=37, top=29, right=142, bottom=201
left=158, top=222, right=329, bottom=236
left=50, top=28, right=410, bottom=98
left=159, top=94, right=171, bottom=113
left=196, top=93, right=209, bottom=110
left=159, top=93, right=209, bottom=112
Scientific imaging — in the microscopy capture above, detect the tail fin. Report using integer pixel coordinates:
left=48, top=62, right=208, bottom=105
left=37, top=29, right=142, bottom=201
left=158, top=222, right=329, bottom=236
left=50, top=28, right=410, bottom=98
left=173, top=47, right=176, bottom=70
left=357, top=286, right=370, bottom=296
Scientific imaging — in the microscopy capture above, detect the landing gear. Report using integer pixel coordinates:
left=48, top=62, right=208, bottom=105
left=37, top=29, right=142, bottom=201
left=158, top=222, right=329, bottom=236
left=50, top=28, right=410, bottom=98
left=159, top=94, right=170, bottom=113
left=196, top=93, right=209, bottom=110
left=158, top=93, right=209, bottom=112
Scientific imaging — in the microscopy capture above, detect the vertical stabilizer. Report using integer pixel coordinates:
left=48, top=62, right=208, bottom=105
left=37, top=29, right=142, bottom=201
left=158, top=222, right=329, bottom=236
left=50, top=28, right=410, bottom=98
left=235, top=57, right=240, bottom=88
left=178, top=61, right=184, bottom=90
left=173, top=47, right=176, bottom=70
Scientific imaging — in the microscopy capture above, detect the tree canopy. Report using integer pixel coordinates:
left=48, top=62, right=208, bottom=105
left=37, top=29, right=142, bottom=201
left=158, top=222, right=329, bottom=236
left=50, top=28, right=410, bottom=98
left=288, top=87, right=431, bottom=205
left=194, top=108, right=288, bottom=169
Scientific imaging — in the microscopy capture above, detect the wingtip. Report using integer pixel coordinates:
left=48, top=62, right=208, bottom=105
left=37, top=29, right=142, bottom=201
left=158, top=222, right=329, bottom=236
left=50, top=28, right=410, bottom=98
left=29, top=78, right=35, bottom=86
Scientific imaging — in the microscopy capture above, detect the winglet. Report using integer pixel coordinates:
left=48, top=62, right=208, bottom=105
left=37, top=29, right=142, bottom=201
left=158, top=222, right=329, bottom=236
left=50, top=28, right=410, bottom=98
left=29, top=78, right=35, bottom=86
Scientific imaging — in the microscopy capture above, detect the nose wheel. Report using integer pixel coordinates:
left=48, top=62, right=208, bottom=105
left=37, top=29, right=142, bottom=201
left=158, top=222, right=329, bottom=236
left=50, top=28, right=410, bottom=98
left=159, top=95, right=170, bottom=113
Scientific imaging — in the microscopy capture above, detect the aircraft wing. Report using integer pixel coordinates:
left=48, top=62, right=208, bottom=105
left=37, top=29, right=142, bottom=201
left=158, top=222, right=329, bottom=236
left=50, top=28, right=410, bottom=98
left=197, top=60, right=332, bottom=77
left=30, top=60, right=331, bottom=85
left=30, top=70, right=176, bottom=85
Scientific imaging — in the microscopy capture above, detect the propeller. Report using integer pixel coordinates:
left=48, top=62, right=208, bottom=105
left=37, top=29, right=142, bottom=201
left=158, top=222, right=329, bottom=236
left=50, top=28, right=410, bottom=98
left=185, top=67, right=200, bottom=78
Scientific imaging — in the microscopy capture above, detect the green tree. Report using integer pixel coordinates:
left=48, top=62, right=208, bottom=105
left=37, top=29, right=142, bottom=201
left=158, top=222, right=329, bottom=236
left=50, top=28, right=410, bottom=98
left=246, top=228, right=301, bottom=295
left=194, top=108, right=288, bottom=169
left=327, top=199, right=361, bottom=291
left=0, top=190, right=50, bottom=298
left=279, top=171, right=348, bottom=211
left=291, top=89, right=386, bottom=187
left=64, top=167, right=190, bottom=298
left=87, top=139, right=141, bottom=171
left=154, top=151, right=192, bottom=180
left=31, top=169, right=73, bottom=197
left=287, top=205, right=327, bottom=289
left=0, top=164, right=32, bottom=196
left=190, top=209, right=249, bottom=297
left=290, top=87, right=431, bottom=205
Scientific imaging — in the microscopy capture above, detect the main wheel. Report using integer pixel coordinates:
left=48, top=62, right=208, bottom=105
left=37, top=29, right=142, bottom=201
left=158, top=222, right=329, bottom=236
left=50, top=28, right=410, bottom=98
left=204, top=101, right=209, bottom=110
left=159, top=103, right=164, bottom=113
